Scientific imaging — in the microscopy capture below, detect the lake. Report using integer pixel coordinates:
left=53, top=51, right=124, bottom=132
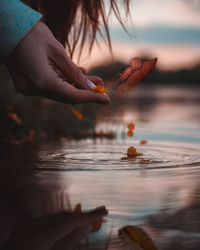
left=1, top=85, right=200, bottom=250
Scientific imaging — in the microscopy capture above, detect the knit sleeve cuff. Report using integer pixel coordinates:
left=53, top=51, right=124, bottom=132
left=0, top=0, right=42, bottom=63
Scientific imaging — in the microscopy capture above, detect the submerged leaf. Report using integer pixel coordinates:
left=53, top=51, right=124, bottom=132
left=119, top=225, right=157, bottom=250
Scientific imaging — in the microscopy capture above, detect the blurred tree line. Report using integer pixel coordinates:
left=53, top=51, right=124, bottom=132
left=0, top=57, right=200, bottom=144
left=89, top=59, right=200, bottom=85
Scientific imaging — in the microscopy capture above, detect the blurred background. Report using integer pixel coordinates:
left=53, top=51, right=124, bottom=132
left=80, top=0, right=200, bottom=71
left=1, top=1, right=200, bottom=249
left=0, top=0, right=200, bottom=142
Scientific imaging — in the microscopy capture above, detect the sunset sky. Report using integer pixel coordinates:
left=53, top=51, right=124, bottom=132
left=79, top=0, right=200, bottom=71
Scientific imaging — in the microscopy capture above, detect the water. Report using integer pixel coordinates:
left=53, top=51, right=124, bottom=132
left=1, top=85, right=200, bottom=249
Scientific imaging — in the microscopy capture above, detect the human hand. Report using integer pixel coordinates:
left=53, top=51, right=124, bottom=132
left=7, top=21, right=110, bottom=105
left=8, top=206, right=108, bottom=250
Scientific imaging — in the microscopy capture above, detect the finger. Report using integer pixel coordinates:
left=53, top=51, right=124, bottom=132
left=87, top=75, right=104, bottom=86
left=78, top=67, right=87, bottom=74
left=36, top=70, right=110, bottom=105
left=51, top=46, right=92, bottom=90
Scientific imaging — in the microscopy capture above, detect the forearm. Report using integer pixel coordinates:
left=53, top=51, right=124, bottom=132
left=0, top=0, right=42, bottom=64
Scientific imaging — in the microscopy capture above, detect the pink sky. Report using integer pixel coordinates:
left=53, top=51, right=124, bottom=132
left=75, top=0, right=200, bottom=71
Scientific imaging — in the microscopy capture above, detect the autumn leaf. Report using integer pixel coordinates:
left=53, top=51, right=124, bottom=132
left=126, top=146, right=142, bottom=158
left=126, top=58, right=157, bottom=86
left=7, top=113, right=22, bottom=125
left=120, top=58, right=142, bottom=81
left=119, top=225, right=157, bottom=250
left=128, top=123, right=135, bottom=131
left=116, top=58, right=157, bottom=97
left=60, top=137, right=67, bottom=142
left=140, top=140, right=147, bottom=145
left=71, top=108, right=84, bottom=121
left=127, top=130, right=134, bottom=137
left=92, top=85, right=108, bottom=93
left=28, top=130, right=35, bottom=141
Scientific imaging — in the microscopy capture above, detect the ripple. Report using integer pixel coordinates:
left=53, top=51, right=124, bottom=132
left=35, top=141, right=200, bottom=171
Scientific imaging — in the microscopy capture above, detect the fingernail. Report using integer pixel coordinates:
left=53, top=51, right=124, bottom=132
left=87, top=80, right=96, bottom=90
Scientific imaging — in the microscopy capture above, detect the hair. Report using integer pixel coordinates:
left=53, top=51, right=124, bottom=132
left=23, top=0, right=131, bottom=58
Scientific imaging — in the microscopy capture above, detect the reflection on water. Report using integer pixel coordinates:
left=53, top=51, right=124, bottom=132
left=1, top=85, right=200, bottom=249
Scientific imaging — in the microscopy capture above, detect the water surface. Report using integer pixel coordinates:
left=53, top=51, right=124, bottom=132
left=1, top=85, right=200, bottom=249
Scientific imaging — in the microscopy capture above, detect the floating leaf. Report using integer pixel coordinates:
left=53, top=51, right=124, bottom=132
left=127, top=146, right=142, bottom=158
left=138, top=157, right=150, bottom=163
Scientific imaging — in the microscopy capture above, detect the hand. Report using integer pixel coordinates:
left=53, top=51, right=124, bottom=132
left=7, top=206, right=108, bottom=250
left=7, top=21, right=110, bottom=105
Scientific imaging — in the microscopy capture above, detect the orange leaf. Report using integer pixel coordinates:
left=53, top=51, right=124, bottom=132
left=128, top=123, right=135, bottom=131
left=127, top=146, right=142, bottom=158
left=130, top=57, right=142, bottom=69
left=127, top=130, right=134, bottom=137
left=71, top=108, right=84, bottom=121
left=120, top=67, right=133, bottom=81
left=140, top=140, right=147, bottom=145
left=117, top=58, right=157, bottom=98
left=28, top=130, right=35, bottom=141
left=126, top=58, right=157, bottom=86
left=92, top=85, right=108, bottom=93
left=119, top=225, right=157, bottom=250
left=10, top=139, right=25, bottom=145
left=60, top=137, right=67, bottom=142
left=7, top=113, right=22, bottom=125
